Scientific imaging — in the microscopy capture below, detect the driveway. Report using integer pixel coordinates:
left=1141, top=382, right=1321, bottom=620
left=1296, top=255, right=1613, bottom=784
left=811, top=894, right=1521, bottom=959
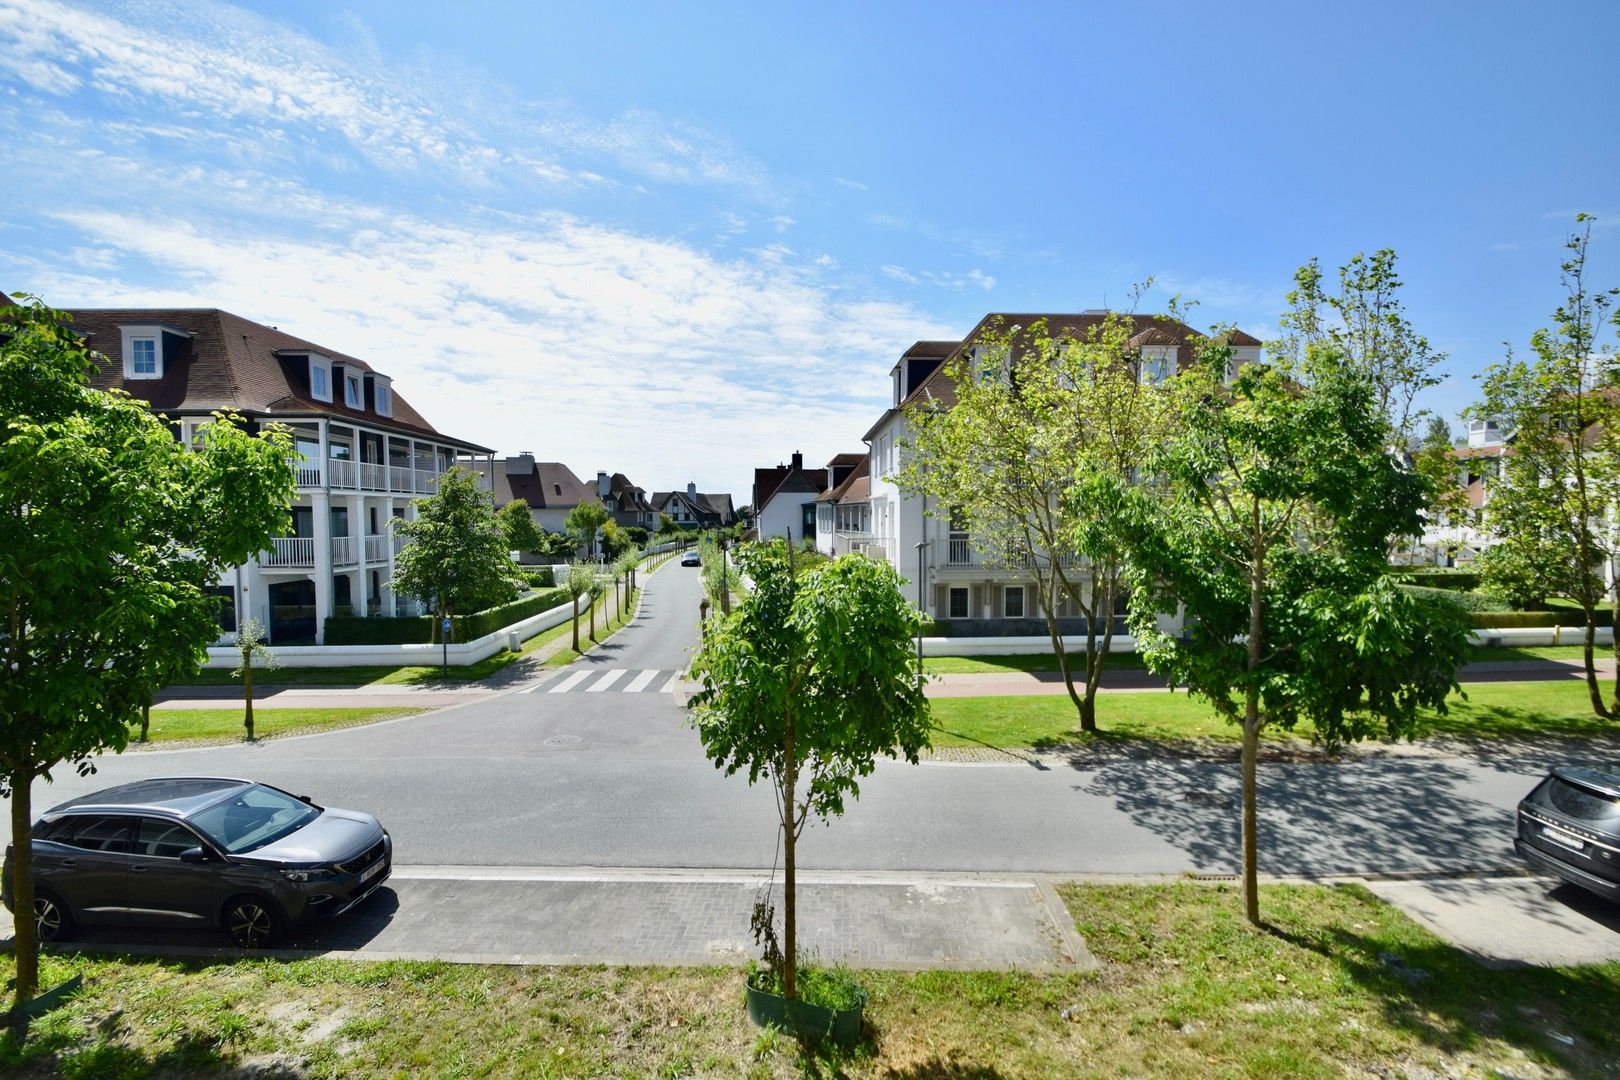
left=1367, top=875, right=1620, bottom=967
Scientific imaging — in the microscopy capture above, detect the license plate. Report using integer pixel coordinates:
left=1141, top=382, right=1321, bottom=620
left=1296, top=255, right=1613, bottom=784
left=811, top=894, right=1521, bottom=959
left=1543, top=826, right=1586, bottom=852
left=359, top=859, right=384, bottom=883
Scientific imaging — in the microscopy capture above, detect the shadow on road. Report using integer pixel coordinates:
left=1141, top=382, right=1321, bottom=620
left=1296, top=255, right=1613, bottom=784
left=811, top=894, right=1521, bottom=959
left=1080, top=757, right=1515, bottom=876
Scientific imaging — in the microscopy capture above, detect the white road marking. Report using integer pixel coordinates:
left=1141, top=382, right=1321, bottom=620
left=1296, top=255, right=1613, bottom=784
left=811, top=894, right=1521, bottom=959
left=521, top=672, right=562, bottom=694
left=659, top=672, right=681, bottom=694
left=623, top=669, right=660, bottom=693
left=586, top=669, right=629, bottom=692
left=549, top=670, right=593, bottom=693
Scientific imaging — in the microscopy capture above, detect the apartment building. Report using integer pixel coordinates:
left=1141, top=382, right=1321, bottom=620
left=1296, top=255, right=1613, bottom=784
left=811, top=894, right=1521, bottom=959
left=72, top=306, right=494, bottom=644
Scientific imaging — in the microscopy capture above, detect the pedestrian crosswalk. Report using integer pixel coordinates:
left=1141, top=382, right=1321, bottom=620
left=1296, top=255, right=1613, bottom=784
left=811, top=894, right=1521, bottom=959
left=523, top=669, right=684, bottom=695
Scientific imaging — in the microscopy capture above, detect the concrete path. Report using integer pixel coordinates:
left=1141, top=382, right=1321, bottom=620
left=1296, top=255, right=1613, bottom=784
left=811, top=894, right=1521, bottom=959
left=924, top=657, right=1619, bottom=698
left=153, top=687, right=490, bottom=710
left=1367, top=874, right=1620, bottom=968
left=6, top=867, right=1091, bottom=973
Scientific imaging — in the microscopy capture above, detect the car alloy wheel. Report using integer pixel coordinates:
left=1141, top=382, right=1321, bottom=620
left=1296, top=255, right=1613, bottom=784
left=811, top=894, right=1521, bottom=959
left=226, top=899, right=278, bottom=948
left=34, top=894, right=68, bottom=942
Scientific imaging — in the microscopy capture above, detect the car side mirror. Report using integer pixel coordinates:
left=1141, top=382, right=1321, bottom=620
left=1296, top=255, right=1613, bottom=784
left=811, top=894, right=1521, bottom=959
left=298, top=795, right=313, bottom=805
left=179, top=847, right=211, bottom=864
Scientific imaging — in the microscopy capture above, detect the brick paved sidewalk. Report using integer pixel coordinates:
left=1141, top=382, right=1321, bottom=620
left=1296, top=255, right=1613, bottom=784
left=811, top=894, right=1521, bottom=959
left=15, top=868, right=1093, bottom=973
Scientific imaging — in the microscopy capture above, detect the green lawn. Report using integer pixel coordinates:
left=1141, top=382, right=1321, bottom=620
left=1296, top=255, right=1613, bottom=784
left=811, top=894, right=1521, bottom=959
left=3, top=883, right=1609, bottom=1077
left=929, top=678, right=1620, bottom=748
left=135, top=708, right=425, bottom=745
left=924, top=642, right=1606, bottom=675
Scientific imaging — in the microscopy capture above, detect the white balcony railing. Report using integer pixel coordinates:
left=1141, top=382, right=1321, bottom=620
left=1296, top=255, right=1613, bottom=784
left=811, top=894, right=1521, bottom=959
left=364, top=534, right=389, bottom=562
left=331, top=536, right=356, bottom=565
left=293, top=461, right=322, bottom=488
left=947, top=538, right=974, bottom=566
left=291, top=454, right=473, bottom=495
left=358, top=462, right=388, bottom=491
left=263, top=537, right=314, bottom=568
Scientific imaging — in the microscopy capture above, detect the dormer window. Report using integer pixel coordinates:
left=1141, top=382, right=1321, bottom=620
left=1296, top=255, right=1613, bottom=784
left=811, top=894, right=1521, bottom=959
left=344, top=374, right=362, bottom=409
left=1140, top=347, right=1174, bottom=385
left=119, top=322, right=188, bottom=380
left=308, top=356, right=333, bottom=402
left=130, top=338, right=157, bottom=375
left=373, top=376, right=393, bottom=417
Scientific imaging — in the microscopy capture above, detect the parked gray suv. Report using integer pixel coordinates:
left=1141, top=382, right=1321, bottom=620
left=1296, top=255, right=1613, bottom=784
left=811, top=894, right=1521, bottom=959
left=2, top=776, right=391, bottom=948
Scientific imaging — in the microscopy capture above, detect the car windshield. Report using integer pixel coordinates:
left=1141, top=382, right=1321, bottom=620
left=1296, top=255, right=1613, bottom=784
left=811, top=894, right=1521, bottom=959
left=189, top=785, right=320, bottom=854
left=1543, top=776, right=1620, bottom=827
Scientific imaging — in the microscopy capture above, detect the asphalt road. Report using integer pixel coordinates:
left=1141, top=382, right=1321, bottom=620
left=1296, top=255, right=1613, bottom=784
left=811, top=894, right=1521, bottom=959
left=12, top=558, right=1573, bottom=878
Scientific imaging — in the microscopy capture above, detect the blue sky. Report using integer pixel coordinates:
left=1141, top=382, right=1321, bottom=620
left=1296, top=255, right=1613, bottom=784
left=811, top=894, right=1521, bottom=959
left=2, top=0, right=1617, bottom=499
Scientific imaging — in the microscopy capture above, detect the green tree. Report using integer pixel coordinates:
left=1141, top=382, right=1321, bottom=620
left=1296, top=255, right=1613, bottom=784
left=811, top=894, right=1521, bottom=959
left=612, top=547, right=641, bottom=619
left=656, top=511, right=678, bottom=537
left=1275, top=248, right=1445, bottom=445
left=586, top=569, right=605, bottom=642
left=565, top=500, right=610, bottom=560
left=563, top=562, right=595, bottom=653
left=232, top=616, right=278, bottom=741
left=1473, top=215, right=1620, bottom=716
left=899, top=308, right=1170, bottom=733
left=0, top=297, right=294, bottom=1014
left=1410, top=416, right=1471, bottom=563
left=495, top=498, right=543, bottom=556
left=689, top=542, right=931, bottom=999
left=391, top=468, right=517, bottom=642
left=1119, top=339, right=1470, bottom=926
left=533, top=529, right=575, bottom=562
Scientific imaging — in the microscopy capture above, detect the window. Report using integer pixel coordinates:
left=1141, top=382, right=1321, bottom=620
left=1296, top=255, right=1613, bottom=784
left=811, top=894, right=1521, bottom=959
left=189, top=784, right=319, bottom=855
left=130, top=337, right=157, bottom=375
left=135, top=818, right=205, bottom=859
left=345, top=374, right=362, bottom=409
left=1141, top=347, right=1173, bottom=385
left=374, top=377, right=393, bottom=417
left=948, top=587, right=969, bottom=620
left=309, top=356, right=332, bottom=402
left=1004, top=585, right=1025, bottom=619
left=50, top=815, right=132, bottom=853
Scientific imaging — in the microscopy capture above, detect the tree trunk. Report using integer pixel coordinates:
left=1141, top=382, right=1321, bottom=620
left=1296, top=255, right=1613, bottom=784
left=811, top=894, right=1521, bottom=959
left=1042, top=577, right=1090, bottom=732
left=1611, top=583, right=1619, bottom=716
left=782, top=705, right=798, bottom=1000
left=571, top=595, right=580, bottom=653
left=1242, top=516, right=1266, bottom=927
left=243, top=658, right=255, bottom=741
left=589, top=592, right=597, bottom=643
left=139, top=701, right=150, bottom=743
left=9, top=766, right=38, bottom=1025
left=1583, top=610, right=1612, bottom=719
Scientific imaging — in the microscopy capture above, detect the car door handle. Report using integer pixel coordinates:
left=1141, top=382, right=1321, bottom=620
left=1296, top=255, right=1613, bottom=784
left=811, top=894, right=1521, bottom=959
left=131, top=865, right=148, bottom=873
left=56, top=859, right=77, bottom=869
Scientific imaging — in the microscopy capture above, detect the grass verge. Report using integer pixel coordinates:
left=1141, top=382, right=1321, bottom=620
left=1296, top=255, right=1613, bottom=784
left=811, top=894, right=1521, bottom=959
left=924, top=642, right=1610, bottom=675
left=133, top=708, right=425, bottom=745
left=2, top=883, right=1610, bottom=1077
left=928, top=679, right=1620, bottom=749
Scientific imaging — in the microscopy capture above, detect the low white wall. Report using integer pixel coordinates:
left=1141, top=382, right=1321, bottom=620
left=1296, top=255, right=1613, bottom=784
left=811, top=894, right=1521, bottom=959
left=203, top=599, right=576, bottom=669
left=922, top=626, right=1613, bottom=656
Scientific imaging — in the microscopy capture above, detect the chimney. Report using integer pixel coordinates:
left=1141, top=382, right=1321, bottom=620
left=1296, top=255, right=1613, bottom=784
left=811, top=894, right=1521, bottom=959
left=790, top=451, right=803, bottom=471
left=687, top=481, right=697, bottom=499
left=597, top=471, right=610, bottom=498
left=509, top=452, right=536, bottom=472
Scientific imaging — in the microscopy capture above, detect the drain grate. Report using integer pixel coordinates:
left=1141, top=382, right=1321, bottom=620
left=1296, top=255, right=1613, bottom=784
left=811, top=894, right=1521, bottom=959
left=543, top=734, right=582, bottom=746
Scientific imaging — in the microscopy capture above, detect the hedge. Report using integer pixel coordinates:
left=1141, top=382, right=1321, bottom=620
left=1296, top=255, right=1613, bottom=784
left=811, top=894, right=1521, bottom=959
left=1471, top=610, right=1614, bottom=629
left=520, top=567, right=555, bottom=588
left=323, top=586, right=572, bottom=645
left=1398, top=585, right=1512, bottom=613
left=1400, top=569, right=1481, bottom=591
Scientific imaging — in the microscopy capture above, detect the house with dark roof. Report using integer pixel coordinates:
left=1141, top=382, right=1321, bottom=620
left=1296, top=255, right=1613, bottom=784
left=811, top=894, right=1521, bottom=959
left=481, top=455, right=596, bottom=538
left=653, top=483, right=738, bottom=529
left=597, top=471, right=657, bottom=529
left=814, top=453, right=872, bottom=556
left=60, top=305, right=494, bottom=645
left=862, top=314, right=1262, bottom=635
left=751, top=451, right=861, bottom=545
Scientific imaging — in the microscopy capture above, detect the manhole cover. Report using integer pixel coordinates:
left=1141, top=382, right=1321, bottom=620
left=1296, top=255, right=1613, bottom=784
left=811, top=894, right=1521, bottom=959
left=1184, top=791, right=1234, bottom=810
left=543, top=734, right=582, bottom=747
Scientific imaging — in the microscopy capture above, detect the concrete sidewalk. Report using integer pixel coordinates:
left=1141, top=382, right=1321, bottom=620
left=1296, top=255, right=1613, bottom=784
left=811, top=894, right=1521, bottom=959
left=1367, top=874, right=1620, bottom=968
left=10, top=867, right=1092, bottom=972
left=153, top=686, right=491, bottom=710
left=924, top=657, right=1616, bottom=698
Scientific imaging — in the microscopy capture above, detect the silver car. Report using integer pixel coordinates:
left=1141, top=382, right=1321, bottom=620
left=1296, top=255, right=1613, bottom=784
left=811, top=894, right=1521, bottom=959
left=2, top=776, right=391, bottom=948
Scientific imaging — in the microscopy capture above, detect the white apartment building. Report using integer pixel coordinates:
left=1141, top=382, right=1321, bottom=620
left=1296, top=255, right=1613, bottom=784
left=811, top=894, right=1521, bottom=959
left=75, top=306, right=493, bottom=644
left=852, top=314, right=1262, bottom=635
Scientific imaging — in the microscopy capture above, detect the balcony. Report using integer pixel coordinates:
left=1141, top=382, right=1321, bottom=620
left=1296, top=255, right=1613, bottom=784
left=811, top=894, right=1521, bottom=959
left=263, top=536, right=315, bottom=568
left=330, top=536, right=357, bottom=566
left=293, top=456, right=466, bottom=496
left=946, top=537, right=974, bottom=566
left=364, top=534, right=390, bottom=562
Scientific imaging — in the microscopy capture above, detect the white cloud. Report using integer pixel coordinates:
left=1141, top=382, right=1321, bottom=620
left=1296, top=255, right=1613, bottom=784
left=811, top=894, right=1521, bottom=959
left=24, top=198, right=952, bottom=495
left=882, top=264, right=920, bottom=284
left=883, top=263, right=995, bottom=291
left=833, top=177, right=868, bottom=191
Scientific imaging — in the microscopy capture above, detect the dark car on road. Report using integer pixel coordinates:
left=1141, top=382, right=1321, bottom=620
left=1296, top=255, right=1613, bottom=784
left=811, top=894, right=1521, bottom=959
left=1515, top=766, right=1620, bottom=902
left=681, top=550, right=701, bottom=566
left=3, top=776, right=391, bottom=948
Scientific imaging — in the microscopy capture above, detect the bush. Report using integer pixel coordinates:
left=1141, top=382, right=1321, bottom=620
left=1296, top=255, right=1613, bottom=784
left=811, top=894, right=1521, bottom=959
left=520, top=567, right=555, bottom=588
left=1400, top=568, right=1481, bottom=592
left=1471, top=609, right=1614, bottom=629
left=324, top=586, right=571, bottom=645
left=625, top=526, right=650, bottom=546
left=1398, top=585, right=1512, bottom=612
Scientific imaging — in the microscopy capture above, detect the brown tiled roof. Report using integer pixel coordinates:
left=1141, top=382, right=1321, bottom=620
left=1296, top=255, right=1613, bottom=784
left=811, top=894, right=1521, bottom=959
left=61, top=306, right=491, bottom=451
left=604, top=472, right=653, bottom=511
left=904, top=340, right=958, bottom=358
left=488, top=459, right=594, bottom=509
left=818, top=454, right=870, bottom=502
left=827, top=451, right=866, bottom=468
